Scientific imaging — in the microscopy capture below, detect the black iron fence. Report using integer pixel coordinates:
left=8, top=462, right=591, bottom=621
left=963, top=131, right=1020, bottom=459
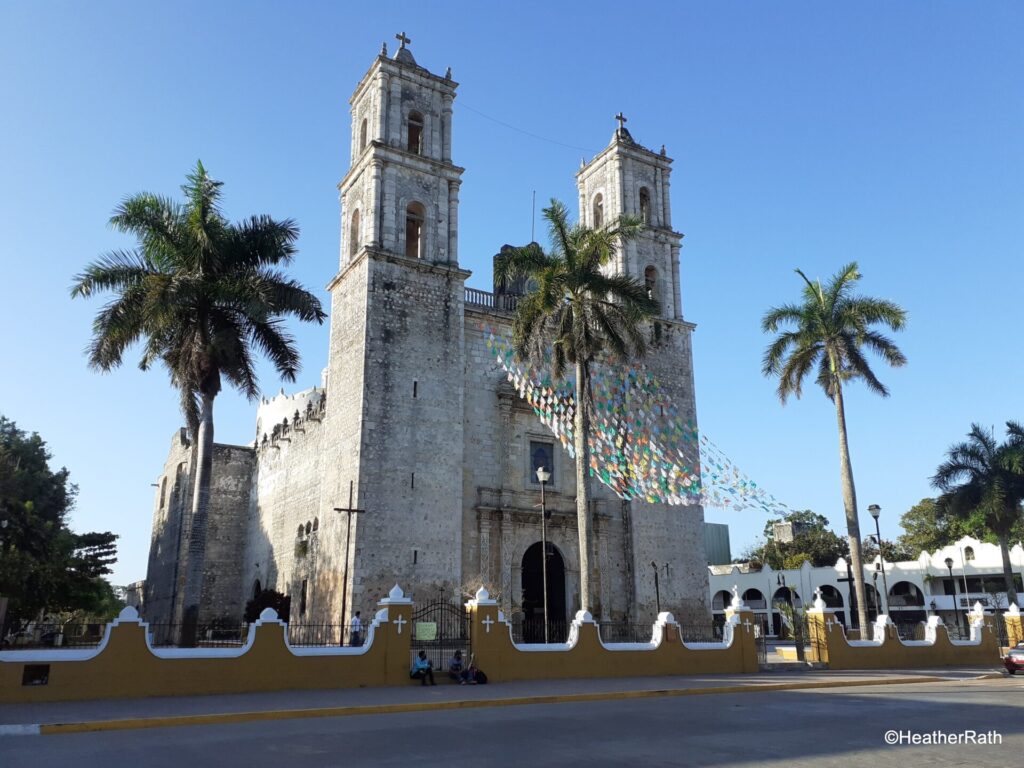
left=1, top=623, right=106, bottom=649
left=508, top=618, right=725, bottom=645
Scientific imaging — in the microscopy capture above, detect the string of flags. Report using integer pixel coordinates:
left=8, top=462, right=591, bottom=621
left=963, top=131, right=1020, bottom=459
left=483, top=324, right=792, bottom=514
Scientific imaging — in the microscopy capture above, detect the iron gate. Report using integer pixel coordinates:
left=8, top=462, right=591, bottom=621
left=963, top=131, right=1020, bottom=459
left=409, top=601, right=471, bottom=673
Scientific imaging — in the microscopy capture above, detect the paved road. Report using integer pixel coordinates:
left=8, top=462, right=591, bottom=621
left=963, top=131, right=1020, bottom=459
left=2, top=678, right=1021, bottom=767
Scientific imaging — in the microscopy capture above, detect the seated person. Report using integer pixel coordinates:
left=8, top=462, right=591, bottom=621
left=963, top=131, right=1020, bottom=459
left=410, top=650, right=436, bottom=686
left=448, top=650, right=465, bottom=682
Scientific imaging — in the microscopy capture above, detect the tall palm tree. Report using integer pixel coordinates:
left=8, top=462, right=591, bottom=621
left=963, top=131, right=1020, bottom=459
left=762, top=262, right=906, bottom=637
left=494, top=199, right=658, bottom=614
left=71, top=161, right=326, bottom=637
left=932, top=422, right=1024, bottom=607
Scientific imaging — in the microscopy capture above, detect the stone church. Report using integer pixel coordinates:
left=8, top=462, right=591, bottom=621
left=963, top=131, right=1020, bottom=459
left=143, top=37, right=710, bottom=637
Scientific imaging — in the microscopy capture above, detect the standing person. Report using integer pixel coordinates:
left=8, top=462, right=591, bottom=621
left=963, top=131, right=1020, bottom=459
left=410, top=650, right=436, bottom=686
left=349, top=610, right=363, bottom=647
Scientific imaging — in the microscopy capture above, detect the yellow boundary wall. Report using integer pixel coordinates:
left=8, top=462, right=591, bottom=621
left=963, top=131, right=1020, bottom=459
left=805, top=599, right=1002, bottom=671
left=1005, top=606, right=1023, bottom=649
left=465, top=588, right=759, bottom=681
left=0, top=586, right=414, bottom=704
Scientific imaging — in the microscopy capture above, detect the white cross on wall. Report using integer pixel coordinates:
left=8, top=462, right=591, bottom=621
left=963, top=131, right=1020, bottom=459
left=393, top=615, right=407, bottom=634
left=825, top=619, right=834, bottom=630
left=742, top=619, right=753, bottom=632
left=482, top=616, right=495, bottom=633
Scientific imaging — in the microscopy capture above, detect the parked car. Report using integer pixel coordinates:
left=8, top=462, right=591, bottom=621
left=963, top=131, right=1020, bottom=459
left=1004, top=643, right=1024, bottom=675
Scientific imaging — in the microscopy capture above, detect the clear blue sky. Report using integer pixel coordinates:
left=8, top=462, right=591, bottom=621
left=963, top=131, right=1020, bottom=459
left=1, top=2, right=1021, bottom=586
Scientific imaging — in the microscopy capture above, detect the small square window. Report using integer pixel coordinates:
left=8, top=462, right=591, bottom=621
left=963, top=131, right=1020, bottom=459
left=530, top=441, right=554, bottom=485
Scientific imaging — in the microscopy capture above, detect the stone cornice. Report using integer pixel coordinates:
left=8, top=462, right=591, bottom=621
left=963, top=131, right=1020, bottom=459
left=349, top=54, right=458, bottom=107
left=326, top=247, right=471, bottom=292
left=338, top=142, right=465, bottom=191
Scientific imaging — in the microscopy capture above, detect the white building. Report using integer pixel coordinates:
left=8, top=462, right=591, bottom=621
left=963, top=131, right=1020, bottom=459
left=709, top=536, right=1024, bottom=636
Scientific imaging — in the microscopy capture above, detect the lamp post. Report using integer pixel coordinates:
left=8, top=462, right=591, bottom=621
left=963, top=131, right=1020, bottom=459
left=536, top=466, right=551, bottom=644
left=945, top=556, right=963, bottom=636
left=334, top=480, right=366, bottom=645
left=868, top=504, right=889, bottom=614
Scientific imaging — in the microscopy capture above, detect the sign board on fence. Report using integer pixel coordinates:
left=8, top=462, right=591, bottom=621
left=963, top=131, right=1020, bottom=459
left=414, top=622, right=437, bottom=641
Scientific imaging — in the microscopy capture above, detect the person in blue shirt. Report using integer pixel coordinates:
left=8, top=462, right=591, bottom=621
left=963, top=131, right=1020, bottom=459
left=410, top=650, right=436, bottom=685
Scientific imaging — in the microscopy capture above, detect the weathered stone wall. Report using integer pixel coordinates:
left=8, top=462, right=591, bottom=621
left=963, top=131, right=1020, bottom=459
left=244, top=388, right=331, bottom=624
left=345, top=253, right=468, bottom=610
left=142, top=429, right=193, bottom=626
left=197, top=444, right=255, bottom=625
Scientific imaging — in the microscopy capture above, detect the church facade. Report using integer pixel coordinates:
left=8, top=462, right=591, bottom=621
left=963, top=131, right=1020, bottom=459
left=143, top=39, right=710, bottom=637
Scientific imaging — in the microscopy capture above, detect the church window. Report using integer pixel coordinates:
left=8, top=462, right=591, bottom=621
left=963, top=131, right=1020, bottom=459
left=359, top=118, right=368, bottom=152
left=350, top=209, right=360, bottom=257
left=312, top=517, right=319, bottom=532
left=253, top=580, right=262, bottom=600
left=639, top=187, right=651, bottom=224
left=405, top=202, right=425, bottom=259
left=411, top=472, right=415, bottom=489
left=530, top=441, right=554, bottom=485
left=299, top=579, right=308, bottom=616
left=964, top=546, right=975, bottom=561
left=305, top=521, right=312, bottom=536
left=644, top=266, right=657, bottom=300
left=159, top=477, right=167, bottom=509
left=407, top=111, right=424, bottom=155
left=413, top=380, right=418, bottom=398
left=592, top=194, right=604, bottom=228
left=297, top=524, right=304, bottom=539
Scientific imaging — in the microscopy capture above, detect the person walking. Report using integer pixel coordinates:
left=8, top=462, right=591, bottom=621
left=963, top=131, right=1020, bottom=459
left=349, top=610, right=363, bottom=647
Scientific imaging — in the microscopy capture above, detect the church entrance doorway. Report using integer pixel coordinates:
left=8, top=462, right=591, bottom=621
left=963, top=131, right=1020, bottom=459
left=520, top=542, right=567, bottom=643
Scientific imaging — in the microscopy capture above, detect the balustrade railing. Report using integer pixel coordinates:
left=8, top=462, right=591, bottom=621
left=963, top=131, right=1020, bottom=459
left=464, top=287, right=519, bottom=312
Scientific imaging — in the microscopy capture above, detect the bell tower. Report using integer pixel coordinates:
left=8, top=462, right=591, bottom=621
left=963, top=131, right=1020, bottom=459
left=575, top=115, right=683, bottom=320
left=319, top=35, right=470, bottom=621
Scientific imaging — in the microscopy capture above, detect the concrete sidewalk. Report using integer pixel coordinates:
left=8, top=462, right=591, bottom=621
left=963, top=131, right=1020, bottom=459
left=0, top=666, right=1002, bottom=734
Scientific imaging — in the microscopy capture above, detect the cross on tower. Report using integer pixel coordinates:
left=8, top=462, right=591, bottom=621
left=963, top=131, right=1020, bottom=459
left=615, top=112, right=627, bottom=131
left=395, top=31, right=411, bottom=49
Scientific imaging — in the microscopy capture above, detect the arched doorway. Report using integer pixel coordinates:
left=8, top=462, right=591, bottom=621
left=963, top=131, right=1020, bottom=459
left=521, top=542, right=567, bottom=643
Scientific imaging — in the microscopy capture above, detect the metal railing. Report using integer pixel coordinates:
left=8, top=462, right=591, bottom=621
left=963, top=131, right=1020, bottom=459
left=1, top=623, right=106, bottom=649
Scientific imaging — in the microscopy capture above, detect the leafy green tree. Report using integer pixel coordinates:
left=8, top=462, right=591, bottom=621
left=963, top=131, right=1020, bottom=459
left=896, top=497, right=1024, bottom=555
left=762, top=262, right=907, bottom=635
left=71, top=162, right=326, bottom=634
left=494, top=199, right=658, bottom=613
left=860, top=536, right=914, bottom=564
left=0, top=417, right=119, bottom=627
left=932, top=422, right=1024, bottom=606
left=744, top=511, right=849, bottom=569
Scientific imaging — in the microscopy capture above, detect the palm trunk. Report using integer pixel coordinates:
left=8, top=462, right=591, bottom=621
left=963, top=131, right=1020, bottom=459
left=574, top=359, right=593, bottom=615
left=834, top=384, right=870, bottom=638
left=997, top=534, right=1019, bottom=607
left=179, top=392, right=215, bottom=645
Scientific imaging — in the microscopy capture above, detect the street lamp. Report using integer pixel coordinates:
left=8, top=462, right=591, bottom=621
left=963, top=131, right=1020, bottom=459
left=868, top=504, right=889, bottom=614
left=652, top=561, right=662, bottom=614
left=945, top=556, right=963, bottom=636
left=334, top=480, right=366, bottom=646
left=536, top=466, right=551, bottom=644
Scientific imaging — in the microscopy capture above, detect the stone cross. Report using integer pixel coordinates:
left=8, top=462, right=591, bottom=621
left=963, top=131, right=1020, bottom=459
left=392, top=615, right=407, bottom=634
left=482, top=615, right=495, bottom=633
left=395, top=31, right=411, bottom=49
left=615, top=112, right=627, bottom=130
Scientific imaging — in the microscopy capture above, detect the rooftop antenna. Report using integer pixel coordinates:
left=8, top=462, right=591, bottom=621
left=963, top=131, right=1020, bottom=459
left=531, top=190, right=536, bottom=242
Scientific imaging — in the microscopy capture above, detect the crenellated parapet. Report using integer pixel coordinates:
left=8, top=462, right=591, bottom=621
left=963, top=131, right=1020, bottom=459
left=255, top=387, right=328, bottom=454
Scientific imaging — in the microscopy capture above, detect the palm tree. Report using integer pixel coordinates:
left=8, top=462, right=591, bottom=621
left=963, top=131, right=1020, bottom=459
left=761, top=262, right=906, bottom=637
left=494, top=199, right=658, bottom=614
left=71, top=161, right=326, bottom=637
left=932, top=422, right=1024, bottom=607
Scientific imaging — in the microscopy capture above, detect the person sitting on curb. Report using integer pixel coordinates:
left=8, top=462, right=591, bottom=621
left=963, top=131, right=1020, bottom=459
left=410, top=650, right=436, bottom=686
left=448, top=649, right=465, bottom=682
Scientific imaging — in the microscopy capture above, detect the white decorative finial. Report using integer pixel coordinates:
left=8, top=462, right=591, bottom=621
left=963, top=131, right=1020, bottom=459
left=117, top=605, right=140, bottom=622
left=388, top=584, right=405, bottom=601
left=258, top=607, right=279, bottom=622
left=971, top=600, right=985, bottom=616
left=813, top=587, right=826, bottom=612
left=1008, top=603, right=1021, bottom=616
left=730, top=584, right=744, bottom=609
left=475, top=586, right=490, bottom=602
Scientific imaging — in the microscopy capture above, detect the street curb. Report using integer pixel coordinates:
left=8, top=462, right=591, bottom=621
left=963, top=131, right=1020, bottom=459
left=12, top=675, right=957, bottom=736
